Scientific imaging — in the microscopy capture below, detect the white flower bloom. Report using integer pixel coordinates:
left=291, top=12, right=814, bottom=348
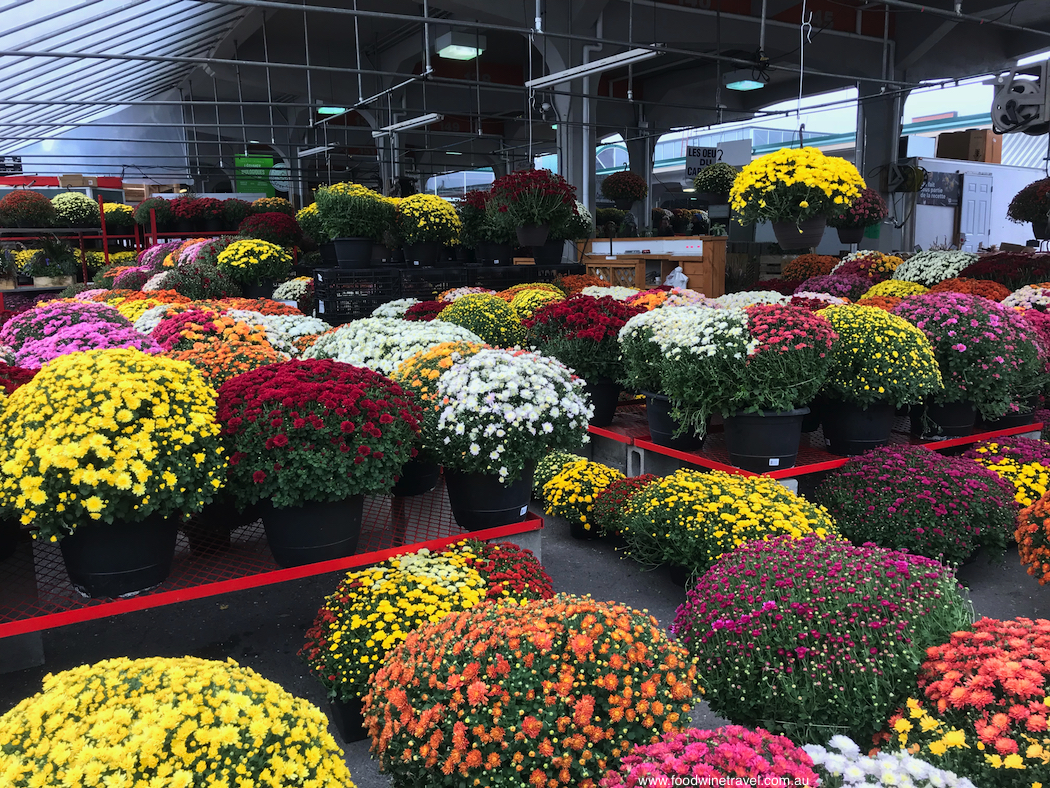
left=806, top=737, right=976, bottom=788
left=133, top=303, right=184, bottom=335
left=892, top=250, right=977, bottom=286
left=581, top=285, right=640, bottom=301
left=370, top=297, right=420, bottom=318
left=271, top=276, right=312, bottom=301
left=712, top=289, right=789, bottom=309
left=302, top=317, right=481, bottom=374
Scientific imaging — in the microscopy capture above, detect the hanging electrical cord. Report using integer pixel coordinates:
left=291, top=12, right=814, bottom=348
left=797, top=0, right=812, bottom=128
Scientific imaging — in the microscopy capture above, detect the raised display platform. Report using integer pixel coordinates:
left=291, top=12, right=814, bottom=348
left=591, top=402, right=1044, bottom=479
left=0, top=481, right=543, bottom=639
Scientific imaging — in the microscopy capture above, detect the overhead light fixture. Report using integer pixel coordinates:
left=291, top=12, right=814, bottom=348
left=446, top=150, right=463, bottom=155
left=551, top=124, right=558, bottom=130
left=525, top=47, right=662, bottom=90
left=1018, top=50, right=1050, bottom=67
left=436, top=30, right=486, bottom=61
left=317, top=106, right=349, bottom=115
left=299, top=144, right=335, bottom=157
left=723, top=68, right=766, bottom=91
left=372, top=113, right=444, bottom=138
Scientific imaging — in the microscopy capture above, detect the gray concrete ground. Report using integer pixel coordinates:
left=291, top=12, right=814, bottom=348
left=0, top=510, right=1046, bottom=787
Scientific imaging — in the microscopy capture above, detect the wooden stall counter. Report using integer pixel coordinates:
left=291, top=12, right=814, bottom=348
left=580, top=236, right=726, bottom=297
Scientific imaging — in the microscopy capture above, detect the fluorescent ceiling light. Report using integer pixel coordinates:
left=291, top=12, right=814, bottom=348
left=525, top=47, right=661, bottom=90
left=317, top=106, right=349, bottom=115
left=446, top=150, right=463, bottom=155
left=299, top=144, right=335, bottom=157
left=372, top=113, right=444, bottom=138
left=436, top=31, right=486, bottom=61
left=723, top=68, right=765, bottom=91
left=1018, top=50, right=1050, bottom=66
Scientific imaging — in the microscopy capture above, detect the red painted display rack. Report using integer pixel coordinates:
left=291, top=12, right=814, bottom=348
left=0, top=482, right=543, bottom=639
left=591, top=404, right=1044, bottom=479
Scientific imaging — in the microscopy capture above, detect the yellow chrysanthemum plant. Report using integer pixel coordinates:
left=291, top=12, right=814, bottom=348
left=0, top=349, right=225, bottom=542
left=730, top=147, right=865, bottom=226
left=817, top=304, right=942, bottom=409
left=215, top=238, right=292, bottom=287
left=395, top=193, right=462, bottom=247
left=0, top=656, right=358, bottom=788
left=542, top=458, right=624, bottom=537
left=621, top=468, right=836, bottom=581
left=313, top=181, right=390, bottom=241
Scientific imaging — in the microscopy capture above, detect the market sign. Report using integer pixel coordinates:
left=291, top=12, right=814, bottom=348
left=0, top=156, right=22, bottom=174
left=234, top=155, right=275, bottom=197
left=685, top=146, right=719, bottom=178
left=917, top=171, right=962, bottom=206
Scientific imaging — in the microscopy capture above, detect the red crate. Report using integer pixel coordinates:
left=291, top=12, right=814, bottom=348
left=0, top=481, right=543, bottom=639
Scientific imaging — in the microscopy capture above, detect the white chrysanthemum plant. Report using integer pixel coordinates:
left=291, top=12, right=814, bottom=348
left=712, top=290, right=790, bottom=309
left=370, top=298, right=419, bottom=318
left=1002, top=284, right=1050, bottom=312
left=258, top=314, right=332, bottom=345
left=141, top=271, right=170, bottom=292
left=428, top=348, right=592, bottom=483
left=803, top=736, right=977, bottom=788
left=303, top=317, right=482, bottom=375
left=133, top=303, right=184, bottom=335
left=581, top=285, right=640, bottom=301
left=271, top=276, right=312, bottom=301
left=892, top=250, right=978, bottom=287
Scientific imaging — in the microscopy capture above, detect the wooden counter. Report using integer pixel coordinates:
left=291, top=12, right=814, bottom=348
left=580, top=235, right=726, bottom=296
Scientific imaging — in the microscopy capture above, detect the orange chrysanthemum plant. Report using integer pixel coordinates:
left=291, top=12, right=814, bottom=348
left=1017, top=492, right=1050, bottom=585
left=880, top=617, right=1050, bottom=787
left=364, top=596, right=698, bottom=788
left=167, top=339, right=284, bottom=388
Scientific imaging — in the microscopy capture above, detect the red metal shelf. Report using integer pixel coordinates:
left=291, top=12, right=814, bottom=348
left=591, top=405, right=1044, bottom=479
left=0, top=481, right=543, bottom=639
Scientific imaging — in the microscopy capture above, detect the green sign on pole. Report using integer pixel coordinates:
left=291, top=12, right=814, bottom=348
left=234, top=155, right=275, bottom=197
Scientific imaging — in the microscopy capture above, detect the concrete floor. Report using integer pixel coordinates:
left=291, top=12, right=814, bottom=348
left=0, top=511, right=1046, bottom=787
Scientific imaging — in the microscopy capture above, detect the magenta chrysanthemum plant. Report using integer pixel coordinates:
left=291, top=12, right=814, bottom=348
left=670, top=535, right=972, bottom=743
left=815, top=445, right=1018, bottom=565
left=600, top=726, right=820, bottom=787
left=795, top=274, right=871, bottom=301
left=892, top=292, right=1044, bottom=419
left=14, top=322, right=162, bottom=369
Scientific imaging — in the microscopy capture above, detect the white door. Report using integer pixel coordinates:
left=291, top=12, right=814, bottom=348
left=960, top=174, right=993, bottom=252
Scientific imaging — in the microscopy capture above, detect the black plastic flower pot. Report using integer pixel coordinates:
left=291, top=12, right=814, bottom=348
left=259, top=495, right=364, bottom=568
left=328, top=696, right=369, bottom=743
left=667, top=564, right=692, bottom=588
left=584, top=378, right=622, bottom=428
left=444, top=463, right=535, bottom=532
left=0, top=518, right=19, bottom=562
left=333, top=237, right=374, bottom=269
left=723, top=407, right=809, bottom=472
left=243, top=280, right=275, bottom=299
left=980, top=409, right=1038, bottom=431
left=204, top=217, right=224, bottom=232
left=569, top=519, right=601, bottom=540
left=820, top=399, right=895, bottom=456
left=319, top=242, right=338, bottom=267
left=516, top=223, right=550, bottom=247
left=613, top=198, right=635, bottom=211
left=772, top=217, right=826, bottom=250
left=476, top=242, right=515, bottom=266
left=392, top=459, right=441, bottom=497
left=176, top=219, right=195, bottom=233
left=531, top=240, right=564, bottom=265
left=643, top=392, right=705, bottom=451
left=59, top=515, right=179, bottom=598
left=1034, top=220, right=1050, bottom=240
left=911, top=400, right=976, bottom=438
left=404, top=242, right=442, bottom=267
left=801, top=400, right=822, bottom=432
left=836, top=226, right=865, bottom=245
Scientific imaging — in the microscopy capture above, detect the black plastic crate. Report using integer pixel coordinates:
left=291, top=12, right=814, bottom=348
left=472, top=264, right=584, bottom=290
left=314, top=268, right=400, bottom=321
left=399, top=268, right=472, bottom=301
